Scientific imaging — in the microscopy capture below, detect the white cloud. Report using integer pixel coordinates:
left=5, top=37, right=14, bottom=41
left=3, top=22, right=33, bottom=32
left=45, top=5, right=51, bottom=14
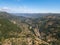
left=0, top=6, right=60, bottom=13
left=0, top=6, right=38, bottom=13
left=0, top=7, right=11, bottom=12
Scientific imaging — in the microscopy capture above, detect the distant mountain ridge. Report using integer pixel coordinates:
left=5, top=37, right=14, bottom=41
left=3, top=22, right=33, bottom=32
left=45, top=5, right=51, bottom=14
left=12, top=13, right=60, bottom=18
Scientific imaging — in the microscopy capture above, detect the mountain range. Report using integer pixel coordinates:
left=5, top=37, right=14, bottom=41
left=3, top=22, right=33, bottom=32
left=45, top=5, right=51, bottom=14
left=0, top=12, right=60, bottom=45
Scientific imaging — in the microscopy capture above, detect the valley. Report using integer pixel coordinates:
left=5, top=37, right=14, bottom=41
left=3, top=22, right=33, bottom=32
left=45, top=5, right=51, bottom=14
left=0, top=12, right=60, bottom=45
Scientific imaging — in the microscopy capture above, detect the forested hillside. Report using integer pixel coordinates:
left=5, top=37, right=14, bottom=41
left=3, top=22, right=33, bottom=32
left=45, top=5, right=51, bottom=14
left=0, top=12, right=60, bottom=45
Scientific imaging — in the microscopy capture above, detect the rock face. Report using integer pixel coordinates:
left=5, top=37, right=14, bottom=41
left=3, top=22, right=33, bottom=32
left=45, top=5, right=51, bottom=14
left=2, top=39, right=12, bottom=45
left=34, top=28, right=40, bottom=37
left=2, top=37, right=49, bottom=45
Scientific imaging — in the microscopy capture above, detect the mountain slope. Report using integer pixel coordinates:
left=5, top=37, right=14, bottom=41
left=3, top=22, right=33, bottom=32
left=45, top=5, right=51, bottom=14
left=0, top=12, right=60, bottom=45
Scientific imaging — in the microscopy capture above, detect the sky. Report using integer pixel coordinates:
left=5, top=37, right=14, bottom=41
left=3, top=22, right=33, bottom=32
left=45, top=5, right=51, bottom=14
left=0, top=0, right=60, bottom=13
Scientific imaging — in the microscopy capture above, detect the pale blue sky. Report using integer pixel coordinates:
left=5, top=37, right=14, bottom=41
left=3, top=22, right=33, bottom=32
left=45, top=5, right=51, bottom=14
left=0, top=0, right=60, bottom=13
